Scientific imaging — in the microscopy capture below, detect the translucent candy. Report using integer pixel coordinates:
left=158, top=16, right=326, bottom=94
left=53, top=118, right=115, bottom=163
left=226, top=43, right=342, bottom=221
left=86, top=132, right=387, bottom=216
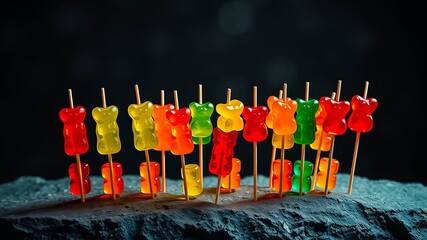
left=271, top=159, right=292, bottom=192
left=140, top=161, right=161, bottom=194
left=208, top=127, right=238, bottom=176
left=271, top=132, right=294, bottom=149
left=59, top=106, right=89, bottom=156
left=310, top=129, right=333, bottom=151
left=152, top=104, right=175, bottom=151
left=267, top=96, right=295, bottom=149
left=294, top=99, right=319, bottom=145
left=165, top=107, right=194, bottom=155
left=315, top=96, right=328, bottom=127
left=182, top=164, right=203, bottom=196
left=322, top=97, right=350, bottom=136
left=221, top=158, right=241, bottom=189
left=216, top=99, right=244, bottom=133
left=271, top=98, right=297, bottom=135
left=291, top=160, right=314, bottom=193
left=348, top=95, right=378, bottom=133
left=265, top=95, right=281, bottom=129
left=316, top=157, right=340, bottom=190
left=68, top=162, right=91, bottom=195
left=128, top=101, right=158, bottom=151
left=101, top=162, right=124, bottom=195
left=242, top=106, right=269, bottom=142
left=92, top=105, right=121, bottom=154
left=189, top=102, right=214, bottom=144
left=310, top=97, right=333, bottom=151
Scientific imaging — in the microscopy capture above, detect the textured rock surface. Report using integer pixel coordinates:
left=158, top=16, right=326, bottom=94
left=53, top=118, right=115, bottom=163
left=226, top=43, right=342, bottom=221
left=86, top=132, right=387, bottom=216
left=1, top=173, right=426, bottom=239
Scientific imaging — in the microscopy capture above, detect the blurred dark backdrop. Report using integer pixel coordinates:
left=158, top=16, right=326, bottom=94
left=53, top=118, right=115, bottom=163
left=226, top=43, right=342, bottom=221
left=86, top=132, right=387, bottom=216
left=1, top=1, right=425, bottom=185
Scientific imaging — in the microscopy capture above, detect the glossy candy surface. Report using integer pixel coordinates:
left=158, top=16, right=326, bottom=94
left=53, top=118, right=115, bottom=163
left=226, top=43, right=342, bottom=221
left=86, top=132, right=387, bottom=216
left=310, top=130, right=333, bottom=152
left=208, top=127, right=238, bottom=177
left=271, top=98, right=297, bottom=135
left=182, top=164, right=203, bottom=196
left=242, top=106, right=269, bottom=142
left=271, top=133, right=294, bottom=149
left=322, top=97, right=350, bottom=136
left=216, top=99, right=244, bottom=133
left=314, top=96, right=329, bottom=127
left=266, top=96, right=294, bottom=149
left=189, top=102, right=214, bottom=144
left=265, top=95, right=280, bottom=129
left=59, top=106, right=89, bottom=155
left=166, top=108, right=194, bottom=155
left=348, top=95, right=378, bottom=133
left=92, top=105, right=121, bottom=154
left=294, top=99, right=319, bottom=145
left=316, top=157, right=340, bottom=190
left=152, top=104, right=175, bottom=151
left=310, top=96, right=333, bottom=151
left=221, top=158, right=241, bottom=189
left=271, top=159, right=292, bottom=192
left=68, top=162, right=91, bottom=195
left=128, top=101, right=158, bottom=151
left=101, top=162, right=124, bottom=194
left=140, top=162, right=161, bottom=194
left=291, top=160, right=313, bottom=193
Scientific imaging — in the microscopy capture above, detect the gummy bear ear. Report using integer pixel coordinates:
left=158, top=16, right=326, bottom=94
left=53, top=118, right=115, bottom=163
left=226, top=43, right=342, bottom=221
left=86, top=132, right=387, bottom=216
left=142, top=101, right=153, bottom=109
left=92, top=107, right=102, bottom=117
left=106, top=105, right=119, bottom=115
left=369, top=98, right=378, bottom=110
left=167, top=103, right=176, bottom=110
left=189, top=102, right=197, bottom=109
left=165, top=110, right=176, bottom=122
left=320, top=96, right=330, bottom=104
left=153, top=104, right=161, bottom=110
left=216, top=103, right=227, bottom=114
left=230, top=130, right=239, bottom=140
left=260, top=105, right=269, bottom=114
left=183, top=107, right=192, bottom=115
left=230, top=99, right=244, bottom=110
left=267, top=95, right=279, bottom=108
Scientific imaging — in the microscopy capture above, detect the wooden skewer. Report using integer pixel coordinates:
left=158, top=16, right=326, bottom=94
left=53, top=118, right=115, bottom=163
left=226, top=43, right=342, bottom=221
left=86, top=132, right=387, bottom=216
left=253, top=86, right=258, bottom=201
left=174, top=90, right=189, bottom=201
left=215, top=171, right=222, bottom=204
left=324, top=80, right=342, bottom=195
left=279, top=83, right=287, bottom=198
left=269, top=147, right=276, bottom=189
left=311, top=91, right=336, bottom=191
left=181, top=155, right=189, bottom=201
left=279, top=135, right=285, bottom=198
left=101, top=87, right=116, bottom=200
left=134, top=84, right=155, bottom=199
left=67, top=89, right=85, bottom=203
left=160, top=90, right=167, bottom=193
left=198, top=84, right=204, bottom=189
left=347, top=81, right=370, bottom=194
left=269, top=90, right=283, bottom=188
left=299, top=82, right=310, bottom=196
left=215, top=88, right=231, bottom=204
left=324, top=136, right=336, bottom=195
left=228, top=163, right=232, bottom=193
left=227, top=90, right=233, bottom=193
left=310, top=136, right=323, bottom=192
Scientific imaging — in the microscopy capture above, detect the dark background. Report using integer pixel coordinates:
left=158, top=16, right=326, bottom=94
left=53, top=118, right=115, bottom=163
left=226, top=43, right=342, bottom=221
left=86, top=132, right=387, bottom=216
left=1, top=1, right=425, bottom=185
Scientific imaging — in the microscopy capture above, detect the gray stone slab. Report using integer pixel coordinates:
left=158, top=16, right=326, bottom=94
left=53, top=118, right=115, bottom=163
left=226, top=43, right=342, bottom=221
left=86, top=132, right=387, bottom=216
left=0, top=174, right=426, bottom=239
